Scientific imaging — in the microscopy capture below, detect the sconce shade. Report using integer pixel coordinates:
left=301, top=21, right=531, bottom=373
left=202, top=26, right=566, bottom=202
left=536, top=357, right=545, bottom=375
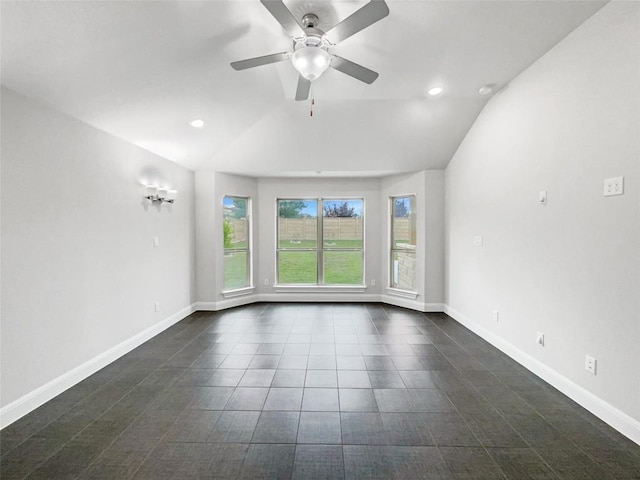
left=145, top=185, right=158, bottom=198
left=143, top=184, right=177, bottom=204
left=166, top=190, right=177, bottom=202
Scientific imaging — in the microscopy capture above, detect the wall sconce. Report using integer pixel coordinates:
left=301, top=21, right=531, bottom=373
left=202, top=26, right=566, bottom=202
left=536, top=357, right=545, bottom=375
left=144, top=185, right=177, bottom=204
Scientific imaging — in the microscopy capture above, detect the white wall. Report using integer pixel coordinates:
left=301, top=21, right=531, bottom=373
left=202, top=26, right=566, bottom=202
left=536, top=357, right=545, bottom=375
left=445, top=2, right=640, bottom=441
left=1, top=88, right=196, bottom=424
left=424, top=171, right=445, bottom=305
left=195, top=171, right=217, bottom=302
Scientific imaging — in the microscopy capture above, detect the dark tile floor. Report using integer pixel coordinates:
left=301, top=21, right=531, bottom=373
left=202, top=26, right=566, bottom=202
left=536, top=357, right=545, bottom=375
left=2, top=303, right=639, bottom=479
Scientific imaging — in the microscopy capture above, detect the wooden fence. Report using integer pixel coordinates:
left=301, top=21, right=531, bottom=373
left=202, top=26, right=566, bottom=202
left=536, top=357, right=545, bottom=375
left=392, top=218, right=412, bottom=243
left=229, top=217, right=410, bottom=244
left=278, top=217, right=364, bottom=241
left=227, top=219, right=247, bottom=244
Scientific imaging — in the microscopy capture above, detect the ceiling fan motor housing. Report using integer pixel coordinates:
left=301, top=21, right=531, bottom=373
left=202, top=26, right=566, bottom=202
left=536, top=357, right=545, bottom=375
left=294, top=13, right=329, bottom=51
left=301, top=13, right=319, bottom=29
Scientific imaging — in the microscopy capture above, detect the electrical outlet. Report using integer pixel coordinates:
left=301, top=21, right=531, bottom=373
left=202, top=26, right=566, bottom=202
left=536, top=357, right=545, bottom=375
left=473, top=235, right=483, bottom=247
left=585, top=355, right=597, bottom=375
left=536, top=332, right=544, bottom=346
left=493, top=310, right=499, bottom=323
left=264, top=278, right=270, bottom=286
left=371, top=279, right=376, bottom=286
left=603, top=176, right=624, bottom=196
left=154, top=302, right=160, bottom=312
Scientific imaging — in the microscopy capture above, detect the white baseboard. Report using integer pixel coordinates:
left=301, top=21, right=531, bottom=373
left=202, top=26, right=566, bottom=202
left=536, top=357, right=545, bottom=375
left=198, top=294, right=444, bottom=312
left=197, top=294, right=380, bottom=311
left=444, top=305, right=640, bottom=446
left=257, top=293, right=381, bottom=304
left=196, top=295, right=259, bottom=311
left=198, top=294, right=380, bottom=311
left=0, top=303, right=197, bottom=430
left=381, top=295, right=445, bottom=312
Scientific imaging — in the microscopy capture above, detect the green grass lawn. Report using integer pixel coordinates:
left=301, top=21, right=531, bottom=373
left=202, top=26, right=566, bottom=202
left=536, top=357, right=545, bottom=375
left=278, top=239, right=317, bottom=249
left=223, top=249, right=363, bottom=288
left=278, top=239, right=363, bottom=249
left=322, top=239, right=363, bottom=249
left=322, top=251, right=363, bottom=284
left=278, top=251, right=317, bottom=284
left=223, top=252, right=248, bottom=290
left=228, top=240, right=248, bottom=249
left=278, top=251, right=363, bottom=284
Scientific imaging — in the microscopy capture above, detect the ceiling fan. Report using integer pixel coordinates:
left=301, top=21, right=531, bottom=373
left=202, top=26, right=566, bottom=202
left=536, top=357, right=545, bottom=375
left=231, top=0, right=389, bottom=101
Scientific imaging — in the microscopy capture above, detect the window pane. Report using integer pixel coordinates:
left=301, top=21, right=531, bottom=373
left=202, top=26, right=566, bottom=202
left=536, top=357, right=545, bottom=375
left=278, top=251, right=317, bottom=284
left=392, top=196, right=415, bottom=248
left=278, top=199, right=317, bottom=249
left=224, top=251, right=249, bottom=290
left=224, top=197, right=248, bottom=249
left=223, top=196, right=250, bottom=292
left=322, top=199, right=363, bottom=248
left=392, top=250, right=416, bottom=290
left=323, top=251, right=363, bottom=285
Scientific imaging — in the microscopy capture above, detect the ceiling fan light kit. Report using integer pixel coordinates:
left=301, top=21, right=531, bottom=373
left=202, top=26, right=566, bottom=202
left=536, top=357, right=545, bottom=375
left=292, top=46, right=331, bottom=81
left=231, top=0, right=390, bottom=101
left=291, top=13, right=332, bottom=81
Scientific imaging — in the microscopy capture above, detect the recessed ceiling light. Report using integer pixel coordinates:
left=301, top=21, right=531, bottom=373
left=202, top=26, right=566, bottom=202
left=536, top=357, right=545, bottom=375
left=478, top=84, right=494, bottom=95
left=190, top=119, right=205, bottom=128
left=428, top=86, right=443, bottom=96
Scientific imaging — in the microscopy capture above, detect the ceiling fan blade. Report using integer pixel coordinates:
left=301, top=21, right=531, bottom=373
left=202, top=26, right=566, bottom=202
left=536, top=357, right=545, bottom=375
left=295, top=75, right=311, bottom=101
left=325, top=0, right=389, bottom=44
left=260, top=0, right=305, bottom=38
left=330, top=55, right=379, bottom=84
left=231, top=52, right=291, bottom=70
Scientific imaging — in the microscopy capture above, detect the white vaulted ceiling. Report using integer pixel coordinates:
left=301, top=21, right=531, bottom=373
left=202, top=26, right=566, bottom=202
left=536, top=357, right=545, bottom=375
left=1, top=0, right=605, bottom=176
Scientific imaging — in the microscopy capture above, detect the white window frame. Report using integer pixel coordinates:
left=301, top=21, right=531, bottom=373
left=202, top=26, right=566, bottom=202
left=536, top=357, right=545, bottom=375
left=222, top=195, right=253, bottom=297
left=388, top=194, right=417, bottom=297
left=276, top=197, right=365, bottom=287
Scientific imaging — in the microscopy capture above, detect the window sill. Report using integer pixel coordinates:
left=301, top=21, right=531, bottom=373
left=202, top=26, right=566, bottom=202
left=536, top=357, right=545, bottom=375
left=222, top=286, right=255, bottom=299
left=274, top=285, right=367, bottom=294
left=385, top=287, right=418, bottom=300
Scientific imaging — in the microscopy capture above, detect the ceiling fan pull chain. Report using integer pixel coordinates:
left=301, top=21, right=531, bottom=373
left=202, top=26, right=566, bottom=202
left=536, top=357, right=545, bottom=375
left=310, top=84, right=315, bottom=117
